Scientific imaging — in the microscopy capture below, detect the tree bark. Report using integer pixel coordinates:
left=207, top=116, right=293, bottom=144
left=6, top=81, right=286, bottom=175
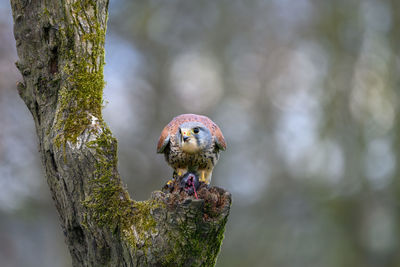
left=10, top=0, right=231, bottom=266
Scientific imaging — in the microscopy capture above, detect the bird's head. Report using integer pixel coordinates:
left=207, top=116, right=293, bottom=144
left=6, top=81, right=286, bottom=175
left=178, top=122, right=212, bottom=153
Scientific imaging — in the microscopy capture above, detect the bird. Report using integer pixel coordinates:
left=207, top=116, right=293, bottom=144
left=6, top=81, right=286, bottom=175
left=157, top=114, right=226, bottom=185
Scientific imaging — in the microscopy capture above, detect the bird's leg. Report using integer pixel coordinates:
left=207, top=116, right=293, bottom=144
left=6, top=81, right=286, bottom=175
left=199, top=170, right=212, bottom=184
left=163, top=167, right=189, bottom=191
left=176, top=168, right=188, bottom=177
left=199, top=171, right=206, bottom=183
left=171, top=167, right=188, bottom=182
left=165, top=168, right=188, bottom=191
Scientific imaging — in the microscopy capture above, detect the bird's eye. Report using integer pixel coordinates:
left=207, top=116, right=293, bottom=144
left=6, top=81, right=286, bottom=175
left=193, top=127, right=200, bottom=134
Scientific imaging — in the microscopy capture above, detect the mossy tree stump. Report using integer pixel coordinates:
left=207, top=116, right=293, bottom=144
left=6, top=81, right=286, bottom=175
left=10, top=0, right=231, bottom=266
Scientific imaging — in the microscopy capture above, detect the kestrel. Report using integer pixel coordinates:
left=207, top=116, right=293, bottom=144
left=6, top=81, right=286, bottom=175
left=157, top=114, right=226, bottom=184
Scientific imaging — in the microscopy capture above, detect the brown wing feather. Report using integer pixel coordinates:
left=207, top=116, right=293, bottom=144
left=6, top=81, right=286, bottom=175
left=157, top=125, right=171, bottom=153
left=212, top=125, right=227, bottom=150
left=157, top=114, right=226, bottom=152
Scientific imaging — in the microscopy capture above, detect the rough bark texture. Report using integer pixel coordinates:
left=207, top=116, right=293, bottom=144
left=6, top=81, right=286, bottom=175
left=10, top=0, right=231, bottom=266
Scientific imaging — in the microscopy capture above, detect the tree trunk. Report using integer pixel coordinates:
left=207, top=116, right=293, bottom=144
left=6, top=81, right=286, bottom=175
left=10, top=0, right=231, bottom=266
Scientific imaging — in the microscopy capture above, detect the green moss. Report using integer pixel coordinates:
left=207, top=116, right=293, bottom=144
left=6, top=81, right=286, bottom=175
left=163, top=216, right=227, bottom=266
left=83, top=126, right=133, bottom=229
left=123, top=199, right=165, bottom=252
left=55, top=61, right=104, bottom=147
left=42, top=7, right=50, bottom=17
left=54, top=1, right=106, bottom=147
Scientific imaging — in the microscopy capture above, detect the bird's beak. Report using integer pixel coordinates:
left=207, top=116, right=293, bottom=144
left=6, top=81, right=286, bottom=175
left=180, top=128, right=191, bottom=143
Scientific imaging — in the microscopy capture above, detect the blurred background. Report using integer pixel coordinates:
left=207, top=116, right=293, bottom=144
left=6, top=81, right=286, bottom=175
left=1, top=0, right=400, bottom=266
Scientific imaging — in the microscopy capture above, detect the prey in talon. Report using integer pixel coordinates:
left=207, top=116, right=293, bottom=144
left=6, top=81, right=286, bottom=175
left=179, top=172, right=200, bottom=198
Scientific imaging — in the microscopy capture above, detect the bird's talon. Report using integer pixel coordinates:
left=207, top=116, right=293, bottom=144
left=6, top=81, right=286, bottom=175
left=162, top=178, right=175, bottom=193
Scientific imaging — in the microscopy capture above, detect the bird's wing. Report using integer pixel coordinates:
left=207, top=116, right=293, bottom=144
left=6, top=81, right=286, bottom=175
left=212, top=126, right=226, bottom=151
left=157, top=126, right=171, bottom=153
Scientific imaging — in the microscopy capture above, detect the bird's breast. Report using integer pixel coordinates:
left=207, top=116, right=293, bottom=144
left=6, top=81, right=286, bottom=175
left=166, top=145, right=218, bottom=170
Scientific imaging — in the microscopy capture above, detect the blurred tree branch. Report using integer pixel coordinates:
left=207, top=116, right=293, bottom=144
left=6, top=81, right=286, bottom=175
left=10, top=0, right=231, bottom=266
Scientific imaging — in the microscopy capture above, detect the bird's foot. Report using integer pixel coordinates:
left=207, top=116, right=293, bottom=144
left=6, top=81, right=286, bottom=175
left=199, top=170, right=212, bottom=184
left=162, top=179, right=175, bottom=193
